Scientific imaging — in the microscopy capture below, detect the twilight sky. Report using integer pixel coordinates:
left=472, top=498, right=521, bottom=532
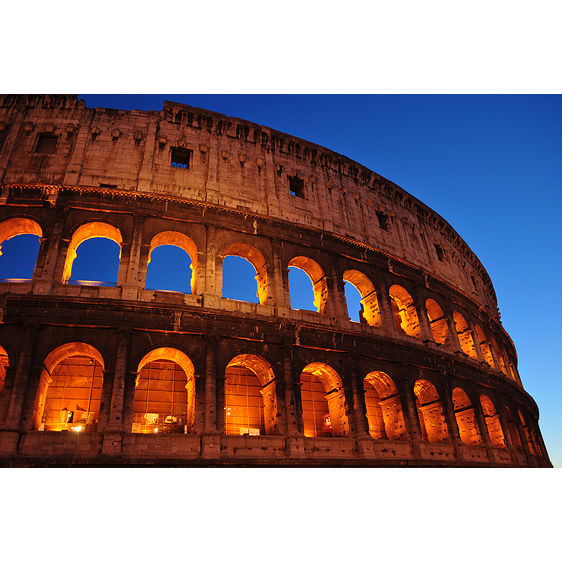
left=1, top=94, right=559, bottom=469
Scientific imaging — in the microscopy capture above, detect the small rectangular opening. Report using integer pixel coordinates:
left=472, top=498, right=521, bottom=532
left=435, top=244, right=445, bottom=262
left=35, top=134, right=58, bottom=154
left=171, top=147, right=192, bottom=169
left=289, top=176, right=304, bottom=198
left=376, top=211, right=389, bottom=231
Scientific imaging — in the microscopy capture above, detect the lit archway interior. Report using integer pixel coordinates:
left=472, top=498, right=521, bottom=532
left=224, top=354, right=277, bottom=436
left=492, top=339, right=507, bottom=375
left=288, top=256, right=328, bottom=314
left=0, top=218, right=42, bottom=281
left=425, top=299, right=451, bottom=346
left=518, top=410, right=538, bottom=455
left=0, top=344, right=8, bottom=393
left=504, top=405, right=523, bottom=451
left=300, top=362, right=349, bottom=437
left=413, top=379, right=448, bottom=443
left=133, top=347, right=196, bottom=434
left=453, top=312, right=478, bottom=359
left=389, top=285, right=421, bottom=337
left=363, top=371, right=405, bottom=440
left=451, top=387, right=482, bottom=446
left=343, top=270, right=382, bottom=326
left=36, top=343, right=105, bottom=432
left=62, top=222, right=123, bottom=283
left=222, top=243, right=268, bottom=305
left=475, top=325, right=495, bottom=368
left=479, top=394, right=506, bottom=448
left=147, top=231, right=198, bottom=294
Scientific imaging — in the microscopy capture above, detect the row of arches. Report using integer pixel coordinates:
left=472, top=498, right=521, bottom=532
left=2, top=340, right=540, bottom=457
left=0, top=217, right=517, bottom=382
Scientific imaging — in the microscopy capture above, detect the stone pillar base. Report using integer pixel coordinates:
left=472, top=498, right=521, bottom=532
left=202, top=293, right=221, bottom=309
left=201, top=433, right=221, bottom=458
left=286, top=435, right=306, bottom=459
left=356, top=436, right=374, bottom=458
left=0, top=430, right=20, bottom=454
left=101, top=432, right=124, bottom=456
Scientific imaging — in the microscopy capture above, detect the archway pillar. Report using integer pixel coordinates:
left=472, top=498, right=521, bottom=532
left=105, top=329, right=132, bottom=433
left=400, top=376, right=423, bottom=443
left=445, top=315, right=464, bottom=353
left=122, top=214, right=145, bottom=299
left=202, top=224, right=220, bottom=309
left=377, top=274, right=401, bottom=338
left=271, top=238, right=288, bottom=313
left=282, top=345, right=299, bottom=436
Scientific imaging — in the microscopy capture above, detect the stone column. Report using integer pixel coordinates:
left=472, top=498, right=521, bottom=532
left=271, top=238, right=287, bottom=310
left=400, top=378, right=423, bottom=442
left=349, top=354, right=368, bottom=437
left=414, top=302, right=434, bottom=342
left=438, top=380, right=462, bottom=445
left=4, top=323, right=40, bottom=429
left=203, top=336, right=218, bottom=433
left=445, top=313, right=464, bottom=353
left=137, top=120, right=157, bottom=192
left=377, top=274, right=400, bottom=337
left=122, top=214, right=145, bottom=300
left=39, top=210, right=67, bottom=285
left=471, top=392, right=493, bottom=448
left=328, top=254, right=347, bottom=321
left=468, top=320, right=486, bottom=364
left=202, top=224, right=220, bottom=308
left=105, top=328, right=132, bottom=432
left=282, top=345, right=299, bottom=436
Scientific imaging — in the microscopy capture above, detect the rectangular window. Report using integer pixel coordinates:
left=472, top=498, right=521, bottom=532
left=289, top=176, right=304, bottom=198
left=171, top=147, right=192, bottom=169
left=376, top=211, right=389, bottom=231
left=435, top=244, right=445, bottom=262
left=35, top=134, right=58, bottom=154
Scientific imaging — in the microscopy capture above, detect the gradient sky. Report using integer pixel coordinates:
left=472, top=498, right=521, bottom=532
left=1, top=94, right=559, bottom=467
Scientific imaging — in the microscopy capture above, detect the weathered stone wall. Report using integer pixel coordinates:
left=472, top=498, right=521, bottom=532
left=0, top=94, right=550, bottom=467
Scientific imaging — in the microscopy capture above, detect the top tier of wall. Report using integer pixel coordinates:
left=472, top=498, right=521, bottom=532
left=0, top=94, right=498, bottom=317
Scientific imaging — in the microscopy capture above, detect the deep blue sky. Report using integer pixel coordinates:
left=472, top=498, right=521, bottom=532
left=1, top=94, right=560, bottom=468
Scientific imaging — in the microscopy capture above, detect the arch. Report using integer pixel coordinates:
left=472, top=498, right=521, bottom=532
left=222, top=243, right=268, bottom=305
left=363, top=371, right=405, bottom=440
left=503, top=405, right=523, bottom=451
left=343, top=270, right=382, bottom=326
left=389, top=285, right=421, bottom=337
left=491, top=339, right=507, bottom=375
left=133, top=347, right=196, bottom=434
left=288, top=256, right=328, bottom=314
left=224, top=354, right=277, bottom=436
left=518, top=410, right=538, bottom=455
left=413, top=379, right=448, bottom=443
left=475, top=325, right=495, bottom=367
left=148, top=231, right=198, bottom=294
left=0, top=217, right=43, bottom=281
left=0, top=344, right=8, bottom=393
left=62, top=222, right=123, bottom=283
left=453, top=312, right=478, bottom=359
left=451, top=387, right=482, bottom=446
left=479, top=394, right=506, bottom=448
left=36, top=342, right=105, bottom=432
left=300, top=362, right=349, bottom=437
left=425, top=299, right=451, bottom=346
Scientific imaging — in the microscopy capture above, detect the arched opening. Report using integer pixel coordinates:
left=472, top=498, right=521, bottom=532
left=453, top=312, right=478, bottom=359
left=389, top=285, right=421, bottom=337
left=0, top=344, right=8, bottom=393
left=504, top=405, right=523, bottom=451
left=492, top=339, right=507, bottom=375
left=425, top=299, right=451, bottom=346
left=146, top=231, right=198, bottom=294
left=0, top=218, right=42, bottom=282
left=363, top=371, right=405, bottom=440
left=222, top=243, right=268, bottom=305
left=133, top=347, right=196, bottom=434
left=413, top=379, right=448, bottom=443
left=343, top=270, right=382, bottom=326
left=36, top=343, right=105, bottom=432
left=224, top=354, right=277, bottom=436
left=288, top=256, right=327, bottom=314
left=518, top=410, right=538, bottom=455
left=480, top=395, right=506, bottom=448
left=63, top=222, right=123, bottom=285
left=300, top=363, right=349, bottom=437
left=452, top=387, right=482, bottom=446
left=288, top=267, right=316, bottom=311
left=475, top=325, right=495, bottom=367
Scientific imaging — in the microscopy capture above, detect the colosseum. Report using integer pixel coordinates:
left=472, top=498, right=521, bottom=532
left=0, top=94, right=551, bottom=467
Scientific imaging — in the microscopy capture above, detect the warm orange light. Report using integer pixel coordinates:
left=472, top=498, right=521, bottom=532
left=71, top=425, right=83, bottom=432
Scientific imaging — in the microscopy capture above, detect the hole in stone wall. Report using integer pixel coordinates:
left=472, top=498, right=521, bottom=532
left=68, top=238, right=120, bottom=286
left=222, top=255, right=259, bottom=304
left=146, top=245, right=193, bottom=293
left=0, top=234, right=40, bottom=281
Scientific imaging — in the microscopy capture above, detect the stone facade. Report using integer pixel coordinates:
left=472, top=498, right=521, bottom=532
left=0, top=94, right=551, bottom=466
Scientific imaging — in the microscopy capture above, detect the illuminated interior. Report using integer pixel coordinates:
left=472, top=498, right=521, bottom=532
left=363, top=371, right=405, bottom=440
left=453, top=312, right=478, bottom=359
left=222, top=243, right=268, bottom=305
left=147, top=231, right=198, bottom=294
left=62, top=222, right=123, bottom=283
left=475, top=325, right=495, bottom=368
left=300, top=363, right=348, bottom=437
left=288, top=256, right=328, bottom=313
left=40, top=354, right=104, bottom=432
left=0, top=345, right=8, bottom=393
left=503, top=405, right=523, bottom=451
left=518, top=410, right=538, bottom=455
left=343, top=270, right=382, bottom=326
left=479, top=394, right=506, bottom=448
left=389, top=285, right=421, bottom=337
left=492, top=339, right=507, bottom=375
left=224, top=354, right=277, bottom=436
left=133, top=348, right=195, bottom=434
left=425, top=298, right=451, bottom=346
left=413, top=379, right=448, bottom=443
left=452, top=387, right=482, bottom=446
